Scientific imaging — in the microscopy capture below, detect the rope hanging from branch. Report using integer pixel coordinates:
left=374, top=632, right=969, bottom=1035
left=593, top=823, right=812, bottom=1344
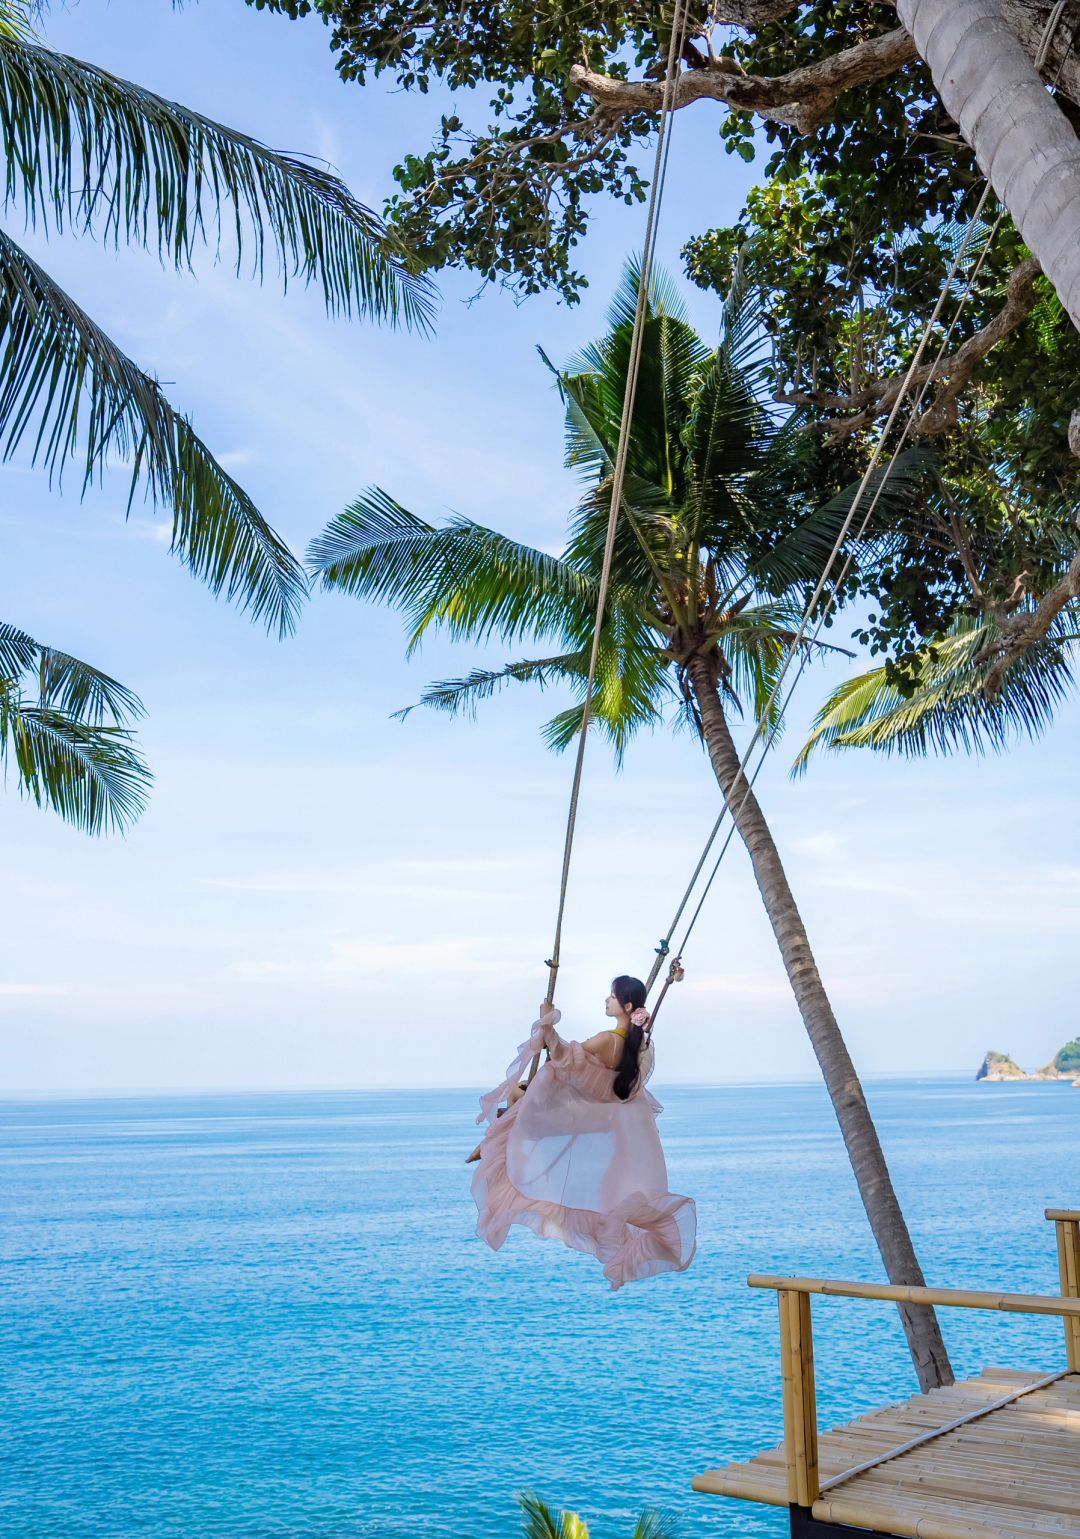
left=527, top=0, right=1068, bottom=1049
left=645, top=182, right=1008, bottom=1031
left=537, top=0, right=691, bottom=1017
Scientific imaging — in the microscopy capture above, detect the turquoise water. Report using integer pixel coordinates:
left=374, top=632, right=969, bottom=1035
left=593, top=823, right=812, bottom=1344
left=0, top=1079, right=1075, bottom=1538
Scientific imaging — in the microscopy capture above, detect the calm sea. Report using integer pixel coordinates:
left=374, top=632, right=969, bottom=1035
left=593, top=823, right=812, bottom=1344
left=0, top=1079, right=1076, bottom=1538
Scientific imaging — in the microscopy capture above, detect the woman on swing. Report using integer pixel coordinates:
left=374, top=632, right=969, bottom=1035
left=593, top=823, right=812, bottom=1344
left=470, top=975, right=697, bottom=1289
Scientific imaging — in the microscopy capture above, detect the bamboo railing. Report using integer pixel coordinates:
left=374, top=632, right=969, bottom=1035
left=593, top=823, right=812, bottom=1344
left=1046, top=1207, right=1080, bottom=1371
left=748, top=1224, right=1080, bottom=1511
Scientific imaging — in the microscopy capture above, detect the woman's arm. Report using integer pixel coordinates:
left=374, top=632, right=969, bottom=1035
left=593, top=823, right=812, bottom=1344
left=536, top=1003, right=563, bottom=1054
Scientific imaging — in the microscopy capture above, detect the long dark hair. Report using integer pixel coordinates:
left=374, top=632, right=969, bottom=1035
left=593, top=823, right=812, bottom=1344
left=611, top=974, right=648, bottom=1101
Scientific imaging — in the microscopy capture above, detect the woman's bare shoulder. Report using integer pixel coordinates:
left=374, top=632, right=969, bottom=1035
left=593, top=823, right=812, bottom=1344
left=581, top=1030, right=622, bottom=1068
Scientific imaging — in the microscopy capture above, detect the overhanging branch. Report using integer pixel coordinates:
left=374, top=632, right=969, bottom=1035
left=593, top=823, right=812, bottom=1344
left=776, top=258, right=1044, bottom=441
left=982, top=543, right=1080, bottom=700
left=569, top=2, right=1080, bottom=135
left=569, top=28, right=918, bottom=133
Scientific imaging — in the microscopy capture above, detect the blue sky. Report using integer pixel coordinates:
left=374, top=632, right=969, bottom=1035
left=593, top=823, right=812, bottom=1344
left=2, top=0, right=1078, bottom=1092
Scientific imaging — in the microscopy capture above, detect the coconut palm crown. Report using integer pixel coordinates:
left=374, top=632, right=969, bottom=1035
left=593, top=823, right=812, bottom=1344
left=308, top=260, right=955, bottom=1392
left=310, top=260, right=920, bottom=756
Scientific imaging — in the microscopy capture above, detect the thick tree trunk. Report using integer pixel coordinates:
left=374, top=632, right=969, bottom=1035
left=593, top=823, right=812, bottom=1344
left=686, top=652, right=954, bottom=1392
left=896, top=0, right=1080, bottom=332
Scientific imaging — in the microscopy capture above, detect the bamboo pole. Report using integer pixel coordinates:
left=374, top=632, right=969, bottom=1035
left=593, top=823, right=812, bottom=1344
left=777, top=1288, right=819, bottom=1507
left=1050, top=1216, right=1080, bottom=1371
left=810, top=1493, right=1011, bottom=1539
left=748, top=1274, right=1080, bottom=1318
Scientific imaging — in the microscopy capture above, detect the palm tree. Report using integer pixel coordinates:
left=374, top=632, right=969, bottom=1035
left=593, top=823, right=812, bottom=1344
left=307, top=263, right=953, bottom=1391
left=797, top=612, right=1079, bottom=767
left=0, top=0, right=433, bottom=828
left=1, top=620, right=150, bottom=834
left=516, top=1490, right=673, bottom=1539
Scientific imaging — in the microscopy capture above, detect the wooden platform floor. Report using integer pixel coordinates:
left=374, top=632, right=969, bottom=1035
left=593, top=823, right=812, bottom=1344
left=693, top=1368, right=1080, bottom=1539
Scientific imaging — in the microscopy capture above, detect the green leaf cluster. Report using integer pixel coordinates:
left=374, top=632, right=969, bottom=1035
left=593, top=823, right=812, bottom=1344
left=245, top=0, right=696, bottom=302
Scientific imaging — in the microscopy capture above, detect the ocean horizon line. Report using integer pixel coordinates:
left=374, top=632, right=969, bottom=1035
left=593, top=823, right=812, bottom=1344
left=2, top=1067, right=1060, bottom=1102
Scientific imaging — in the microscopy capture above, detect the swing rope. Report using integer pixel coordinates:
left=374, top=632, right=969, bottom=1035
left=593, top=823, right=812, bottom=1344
left=539, top=0, right=691, bottom=1018
left=528, top=0, right=1066, bottom=1053
left=645, top=0, right=1075, bottom=1021
left=645, top=180, right=1004, bottom=1027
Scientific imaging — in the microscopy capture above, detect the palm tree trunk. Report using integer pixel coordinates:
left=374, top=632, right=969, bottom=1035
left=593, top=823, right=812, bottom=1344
left=896, top=0, right=1080, bottom=332
left=686, top=651, right=954, bottom=1392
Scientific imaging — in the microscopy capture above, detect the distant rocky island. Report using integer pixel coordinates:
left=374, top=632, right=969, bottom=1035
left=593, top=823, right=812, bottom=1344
left=977, top=1039, right=1080, bottom=1083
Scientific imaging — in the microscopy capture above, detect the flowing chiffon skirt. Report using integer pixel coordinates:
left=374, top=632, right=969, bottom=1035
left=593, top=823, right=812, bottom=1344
left=471, top=1012, right=696, bottom=1289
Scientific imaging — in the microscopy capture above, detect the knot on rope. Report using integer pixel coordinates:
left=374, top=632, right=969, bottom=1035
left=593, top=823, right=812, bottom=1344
left=668, top=957, right=686, bottom=986
left=655, top=938, right=670, bottom=957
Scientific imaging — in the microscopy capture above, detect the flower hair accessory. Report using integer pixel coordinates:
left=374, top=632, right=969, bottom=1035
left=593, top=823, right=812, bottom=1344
left=629, top=1006, right=651, bottom=1030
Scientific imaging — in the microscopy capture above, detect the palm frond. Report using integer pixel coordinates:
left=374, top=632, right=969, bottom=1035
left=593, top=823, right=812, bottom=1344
left=0, top=2, right=33, bottom=41
left=604, top=253, right=687, bottom=335
left=404, top=632, right=671, bottom=764
left=794, top=614, right=1079, bottom=769
left=398, top=597, right=672, bottom=765
left=36, top=644, right=144, bottom=724
left=564, top=475, right=677, bottom=600
left=0, top=36, right=434, bottom=328
left=0, top=618, right=146, bottom=725
left=715, top=600, right=806, bottom=733
left=0, top=694, right=150, bottom=833
left=0, top=230, right=307, bottom=634
left=395, top=651, right=589, bottom=719
left=309, top=489, right=595, bottom=649
left=516, top=1492, right=589, bottom=1539
left=0, top=617, right=150, bottom=832
left=0, top=616, right=37, bottom=678
left=556, top=259, right=708, bottom=493
left=538, top=608, right=673, bottom=765
left=683, top=347, right=773, bottom=547
left=630, top=1510, right=678, bottom=1539
left=715, top=242, right=770, bottom=384
left=680, top=248, right=775, bottom=553
left=750, top=448, right=936, bottom=597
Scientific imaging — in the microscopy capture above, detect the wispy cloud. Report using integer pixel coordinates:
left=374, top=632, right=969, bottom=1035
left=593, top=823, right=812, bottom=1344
left=0, top=983, right=70, bottom=997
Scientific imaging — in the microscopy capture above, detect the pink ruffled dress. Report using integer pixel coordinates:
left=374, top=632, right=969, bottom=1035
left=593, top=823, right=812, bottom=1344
left=471, top=1010, right=697, bottom=1289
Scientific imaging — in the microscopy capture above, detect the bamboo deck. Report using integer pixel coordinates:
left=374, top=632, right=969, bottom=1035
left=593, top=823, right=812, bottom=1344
left=694, top=1366, right=1080, bottom=1539
left=693, top=1216, right=1080, bottom=1537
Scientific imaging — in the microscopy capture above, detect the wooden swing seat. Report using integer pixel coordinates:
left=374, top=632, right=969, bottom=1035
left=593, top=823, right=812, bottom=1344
left=693, top=1210, right=1080, bottom=1539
